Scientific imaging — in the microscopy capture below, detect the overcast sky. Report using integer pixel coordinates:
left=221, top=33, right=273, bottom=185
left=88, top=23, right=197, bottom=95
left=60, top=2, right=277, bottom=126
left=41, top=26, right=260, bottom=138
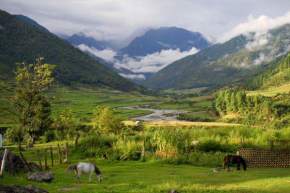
left=2, top=0, right=290, bottom=43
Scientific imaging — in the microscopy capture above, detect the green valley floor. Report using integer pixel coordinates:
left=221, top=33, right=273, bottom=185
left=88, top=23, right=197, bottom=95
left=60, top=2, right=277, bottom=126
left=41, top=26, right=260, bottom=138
left=2, top=161, right=290, bottom=193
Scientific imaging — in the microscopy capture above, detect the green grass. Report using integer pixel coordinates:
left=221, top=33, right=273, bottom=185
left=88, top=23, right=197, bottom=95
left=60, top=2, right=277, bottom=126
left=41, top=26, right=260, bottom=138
left=51, top=86, right=157, bottom=121
left=2, top=161, right=290, bottom=193
left=0, top=85, right=158, bottom=126
left=0, top=83, right=216, bottom=126
left=247, top=83, right=290, bottom=97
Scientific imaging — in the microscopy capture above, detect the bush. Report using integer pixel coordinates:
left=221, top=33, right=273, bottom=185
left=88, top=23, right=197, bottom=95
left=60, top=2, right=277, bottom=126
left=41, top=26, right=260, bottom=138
left=197, top=140, right=235, bottom=152
left=177, top=112, right=215, bottom=122
left=4, top=127, right=24, bottom=144
left=43, top=130, right=56, bottom=142
left=114, top=137, right=143, bottom=160
left=163, top=152, right=226, bottom=167
left=76, top=134, right=115, bottom=158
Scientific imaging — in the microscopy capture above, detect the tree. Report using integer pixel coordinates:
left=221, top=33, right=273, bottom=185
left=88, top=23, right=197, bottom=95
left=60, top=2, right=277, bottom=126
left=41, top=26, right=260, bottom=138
left=54, top=109, right=84, bottom=147
left=92, top=106, right=123, bottom=135
left=54, top=109, right=74, bottom=140
left=236, top=90, right=246, bottom=112
left=214, top=90, right=226, bottom=115
left=13, top=58, right=54, bottom=147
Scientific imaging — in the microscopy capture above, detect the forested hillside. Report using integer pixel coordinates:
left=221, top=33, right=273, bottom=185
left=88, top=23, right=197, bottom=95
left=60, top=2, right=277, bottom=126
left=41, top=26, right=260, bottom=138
left=248, top=53, right=290, bottom=89
left=0, top=10, right=139, bottom=91
left=145, top=24, right=290, bottom=90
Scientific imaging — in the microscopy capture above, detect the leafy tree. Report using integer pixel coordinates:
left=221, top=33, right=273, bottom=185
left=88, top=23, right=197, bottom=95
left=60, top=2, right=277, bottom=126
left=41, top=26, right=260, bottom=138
left=236, top=91, right=246, bottom=112
left=54, top=109, right=74, bottom=140
left=92, top=106, right=123, bottom=135
left=13, top=58, right=54, bottom=147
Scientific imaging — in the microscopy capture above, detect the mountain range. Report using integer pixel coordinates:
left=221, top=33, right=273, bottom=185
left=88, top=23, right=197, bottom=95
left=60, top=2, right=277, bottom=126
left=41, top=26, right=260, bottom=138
left=2, top=8, right=290, bottom=93
left=118, top=27, right=210, bottom=58
left=144, top=24, right=290, bottom=89
left=65, top=27, right=211, bottom=80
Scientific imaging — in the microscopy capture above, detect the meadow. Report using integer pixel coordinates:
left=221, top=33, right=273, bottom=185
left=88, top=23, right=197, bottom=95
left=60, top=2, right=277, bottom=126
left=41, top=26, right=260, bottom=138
left=2, top=159, right=290, bottom=193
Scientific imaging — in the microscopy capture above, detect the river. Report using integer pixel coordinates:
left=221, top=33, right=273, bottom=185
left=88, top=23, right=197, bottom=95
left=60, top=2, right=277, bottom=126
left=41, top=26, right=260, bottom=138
left=121, top=106, right=186, bottom=121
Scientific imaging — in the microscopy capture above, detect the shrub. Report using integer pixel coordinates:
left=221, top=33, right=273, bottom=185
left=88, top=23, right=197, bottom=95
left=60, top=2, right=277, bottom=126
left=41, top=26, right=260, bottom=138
left=114, top=137, right=143, bottom=160
left=76, top=134, right=115, bottom=158
left=163, top=152, right=226, bottom=167
left=197, top=139, right=235, bottom=152
left=43, top=130, right=56, bottom=142
left=177, top=112, right=215, bottom=122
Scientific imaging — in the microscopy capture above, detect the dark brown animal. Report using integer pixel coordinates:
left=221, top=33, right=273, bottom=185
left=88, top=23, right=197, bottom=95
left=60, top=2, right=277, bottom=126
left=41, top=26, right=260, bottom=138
left=223, top=155, right=247, bottom=171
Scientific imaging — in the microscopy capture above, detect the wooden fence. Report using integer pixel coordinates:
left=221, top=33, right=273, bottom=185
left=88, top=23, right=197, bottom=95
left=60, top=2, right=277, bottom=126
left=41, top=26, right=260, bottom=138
left=239, top=148, right=290, bottom=168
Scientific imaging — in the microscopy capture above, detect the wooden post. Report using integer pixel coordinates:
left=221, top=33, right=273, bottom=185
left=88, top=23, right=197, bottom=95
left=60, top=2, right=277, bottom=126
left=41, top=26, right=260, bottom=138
left=50, top=146, right=54, bottom=167
left=36, top=150, right=43, bottom=170
left=57, top=144, right=62, bottom=164
left=141, top=130, right=146, bottom=161
left=64, top=142, right=69, bottom=163
left=44, top=149, right=48, bottom=170
left=0, top=149, right=8, bottom=177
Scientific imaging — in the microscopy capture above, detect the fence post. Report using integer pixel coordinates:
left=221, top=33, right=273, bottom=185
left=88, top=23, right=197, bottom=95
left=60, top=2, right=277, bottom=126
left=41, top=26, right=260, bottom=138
left=36, top=150, right=43, bottom=170
left=0, top=149, right=8, bottom=177
left=64, top=142, right=69, bottom=163
left=57, top=144, right=62, bottom=164
left=44, top=148, right=48, bottom=170
left=50, top=146, right=54, bottom=167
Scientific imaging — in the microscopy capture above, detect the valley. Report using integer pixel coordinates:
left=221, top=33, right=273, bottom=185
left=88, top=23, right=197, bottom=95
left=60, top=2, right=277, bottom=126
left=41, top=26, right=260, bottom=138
left=1, top=4, right=290, bottom=193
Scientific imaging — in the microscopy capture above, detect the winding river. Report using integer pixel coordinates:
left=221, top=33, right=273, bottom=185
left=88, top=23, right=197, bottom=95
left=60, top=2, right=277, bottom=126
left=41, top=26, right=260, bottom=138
left=121, top=106, right=187, bottom=121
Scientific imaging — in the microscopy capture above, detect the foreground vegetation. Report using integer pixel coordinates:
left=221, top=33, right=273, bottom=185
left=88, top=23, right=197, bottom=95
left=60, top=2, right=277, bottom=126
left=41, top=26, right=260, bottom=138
left=2, top=58, right=290, bottom=193
left=2, top=160, right=290, bottom=193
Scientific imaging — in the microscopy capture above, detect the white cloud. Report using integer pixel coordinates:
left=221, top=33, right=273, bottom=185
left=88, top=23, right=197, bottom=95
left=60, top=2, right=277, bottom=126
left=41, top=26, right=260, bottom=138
left=220, top=11, right=290, bottom=42
left=115, top=47, right=199, bottom=73
left=77, top=44, right=116, bottom=62
left=119, top=73, right=145, bottom=80
left=76, top=43, right=199, bottom=79
left=254, top=53, right=266, bottom=65
left=245, top=32, right=270, bottom=51
left=2, top=0, right=290, bottom=43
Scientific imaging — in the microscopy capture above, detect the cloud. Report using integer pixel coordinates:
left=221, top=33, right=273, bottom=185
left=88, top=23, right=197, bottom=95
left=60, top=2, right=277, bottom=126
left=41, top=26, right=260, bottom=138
left=2, top=0, right=290, bottom=43
left=77, top=44, right=116, bottom=62
left=115, top=47, right=199, bottom=73
left=245, top=32, right=270, bottom=51
left=119, top=73, right=145, bottom=80
left=220, top=11, right=290, bottom=42
left=76, top=42, right=199, bottom=79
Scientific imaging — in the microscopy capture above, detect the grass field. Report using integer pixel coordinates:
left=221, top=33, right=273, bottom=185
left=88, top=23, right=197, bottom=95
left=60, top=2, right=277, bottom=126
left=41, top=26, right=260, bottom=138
left=2, top=161, right=290, bottom=193
left=0, top=85, right=158, bottom=126
left=0, top=84, right=217, bottom=127
left=247, top=83, right=290, bottom=97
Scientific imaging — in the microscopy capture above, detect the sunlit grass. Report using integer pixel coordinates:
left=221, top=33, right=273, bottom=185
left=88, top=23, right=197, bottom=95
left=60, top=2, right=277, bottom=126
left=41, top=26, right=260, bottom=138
left=247, top=83, right=290, bottom=97
left=1, top=161, right=290, bottom=193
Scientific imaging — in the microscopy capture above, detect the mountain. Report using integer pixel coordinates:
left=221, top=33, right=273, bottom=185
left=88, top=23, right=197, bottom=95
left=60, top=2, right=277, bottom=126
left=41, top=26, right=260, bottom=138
left=66, top=33, right=110, bottom=50
left=15, top=15, right=50, bottom=33
left=0, top=9, right=139, bottom=91
left=118, top=27, right=210, bottom=57
left=247, top=53, right=290, bottom=90
left=144, top=24, right=290, bottom=90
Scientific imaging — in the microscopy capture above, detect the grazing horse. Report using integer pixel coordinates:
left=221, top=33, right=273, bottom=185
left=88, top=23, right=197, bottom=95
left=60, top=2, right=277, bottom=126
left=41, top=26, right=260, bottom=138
left=67, top=162, right=102, bottom=182
left=223, top=155, right=247, bottom=171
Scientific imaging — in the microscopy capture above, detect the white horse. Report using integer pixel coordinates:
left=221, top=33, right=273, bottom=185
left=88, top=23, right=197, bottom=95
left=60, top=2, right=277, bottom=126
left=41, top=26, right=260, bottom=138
left=67, top=162, right=102, bottom=182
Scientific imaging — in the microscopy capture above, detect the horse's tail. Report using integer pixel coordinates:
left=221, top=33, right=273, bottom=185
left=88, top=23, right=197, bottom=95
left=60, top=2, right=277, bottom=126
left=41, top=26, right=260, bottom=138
left=240, top=157, right=247, bottom=170
left=67, top=164, right=77, bottom=173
